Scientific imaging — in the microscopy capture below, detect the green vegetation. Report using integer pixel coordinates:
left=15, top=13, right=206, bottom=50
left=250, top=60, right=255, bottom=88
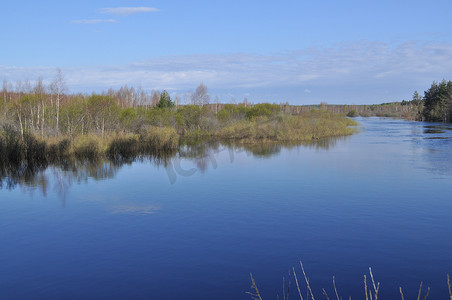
left=296, top=80, right=452, bottom=123
left=0, top=76, right=359, bottom=168
left=218, top=110, right=357, bottom=142
left=422, top=80, right=452, bottom=122
left=346, top=110, right=358, bottom=117
left=156, top=90, right=175, bottom=109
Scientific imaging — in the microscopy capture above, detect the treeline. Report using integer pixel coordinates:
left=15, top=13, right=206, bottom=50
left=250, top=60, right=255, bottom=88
left=0, top=72, right=358, bottom=170
left=0, top=71, right=359, bottom=140
left=0, top=72, right=200, bottom=138
left=421, top=80, right=452, bottom=122
left=322, top=79, right=452, bottom=123
left=276, top=101, right=423, bottom=120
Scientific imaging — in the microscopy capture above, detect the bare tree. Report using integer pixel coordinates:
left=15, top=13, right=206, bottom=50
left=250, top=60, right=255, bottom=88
left=15, top=80, right=23, bottom=97
left=2, top=80, right=7, bottom=116
left=23, top=78, right=32, bottom=94
left=214, top=95, right=219, bottom=114
left=243, top=97, right=249, bottom=107
left=175, top=93, right=181, bottom=108
left=51, top=68, right=67, bottom=136
left=184, top=92, right=192, bottom=105
left=34, top=77, right=46, bottom=136
left=191, top=82, right=210, bottom=106
left=151, top=90, right=160, bottom=107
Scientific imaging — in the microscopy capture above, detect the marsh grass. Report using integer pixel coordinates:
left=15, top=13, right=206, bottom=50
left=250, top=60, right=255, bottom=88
left=218, top=112, right=358, bottom=142
left=139, top=126, right=179, bottom=151
left=0, top=125, right=179, bottom=168
left=1, top=109, right=357, bottom=169
left=248, top=262, right=449, bottom=300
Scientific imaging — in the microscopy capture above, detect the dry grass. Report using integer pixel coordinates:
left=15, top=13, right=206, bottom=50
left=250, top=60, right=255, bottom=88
left=0, top=125, right=179, bottom=166
left=218, top=112, right=358, bottom=142
left=140, top=126, right=179, bottom=150
left=248, top=262, right=449, bottom=300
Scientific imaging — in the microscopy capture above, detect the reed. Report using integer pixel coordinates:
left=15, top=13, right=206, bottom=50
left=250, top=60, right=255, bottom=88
left=248, top=262, right=448, bottom=300
left=139, top=126, right=179, bottom=151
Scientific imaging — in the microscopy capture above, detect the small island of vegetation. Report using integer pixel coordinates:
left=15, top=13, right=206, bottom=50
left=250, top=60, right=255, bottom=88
left=0, top=73, right=357, bottom=168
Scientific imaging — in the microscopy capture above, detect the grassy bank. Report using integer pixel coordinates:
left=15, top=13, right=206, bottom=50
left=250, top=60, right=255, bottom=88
left=0, top=126, right=179, bottom=166
left=0, top=102, right=357, bottom=167
left=217, top=110, right=357, bottom=142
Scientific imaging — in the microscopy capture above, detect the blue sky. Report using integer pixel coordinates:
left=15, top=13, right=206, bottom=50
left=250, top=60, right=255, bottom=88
left=2, top=0, right=452, bottom=104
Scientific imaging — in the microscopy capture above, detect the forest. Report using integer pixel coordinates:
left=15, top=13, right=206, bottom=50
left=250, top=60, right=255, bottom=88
left=421, top=80, right=452, bottom=122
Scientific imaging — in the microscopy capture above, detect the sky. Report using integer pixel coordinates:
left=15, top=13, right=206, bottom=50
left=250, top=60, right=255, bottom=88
left=2, top=0, right=452, bottom=104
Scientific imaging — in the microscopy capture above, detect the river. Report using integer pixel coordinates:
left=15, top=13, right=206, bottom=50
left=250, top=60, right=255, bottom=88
left=1, top=117, right=451, bottom=299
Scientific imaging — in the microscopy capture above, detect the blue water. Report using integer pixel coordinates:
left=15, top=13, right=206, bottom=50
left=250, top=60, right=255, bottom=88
left=1, top=118, right=452, bottom=299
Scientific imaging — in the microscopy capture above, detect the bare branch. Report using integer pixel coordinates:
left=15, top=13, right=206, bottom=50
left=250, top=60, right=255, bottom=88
left=417, top=282, right=423, bottom=300
left=322, top=288, right=330, bottom=300
left=246, top=273, right=263, bottom=300
left=448, top=274, right=452, bottom=300
left=333, top=276, right=341, bottom=300
left=300, top=261, right=315, bottom=300
left=364, top=275, right=368, bottom=300
left=422, top=286, right=430, bottom=300
left=293, top=267, right=304, bottom=300
left=369, top=267, right=379, bottom=300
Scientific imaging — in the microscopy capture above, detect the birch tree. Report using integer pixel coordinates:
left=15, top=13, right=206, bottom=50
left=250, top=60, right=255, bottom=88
left=51, top=68, right=67, bottom=136
left=191, top=83, right=210, bottom=106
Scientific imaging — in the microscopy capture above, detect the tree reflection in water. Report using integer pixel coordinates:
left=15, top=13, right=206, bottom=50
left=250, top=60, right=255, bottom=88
left=1, top=136, right=348, bottom=200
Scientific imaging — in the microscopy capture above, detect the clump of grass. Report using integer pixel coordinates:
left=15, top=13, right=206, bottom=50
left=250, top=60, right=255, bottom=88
left=0, top=126, right=48, bottom=167
left=0, top=126, right=27, bottom=165
left=72, top=135, right=102, bottom=161
left=107, top=135, right=140, bottom=161
left=140, top=126, right=179, bottom=151
left=46, top=137, right=71, bottom=161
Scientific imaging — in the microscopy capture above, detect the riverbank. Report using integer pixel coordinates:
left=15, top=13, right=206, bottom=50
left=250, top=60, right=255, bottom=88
left=0, top=106, right=357, bottom=164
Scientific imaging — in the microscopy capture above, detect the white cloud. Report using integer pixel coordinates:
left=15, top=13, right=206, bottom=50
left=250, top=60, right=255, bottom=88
left=101, top=7, right=159, bottom=16
left=70, top=19, right=117, bottom=24
left=2, top=41, right=452, bottom=103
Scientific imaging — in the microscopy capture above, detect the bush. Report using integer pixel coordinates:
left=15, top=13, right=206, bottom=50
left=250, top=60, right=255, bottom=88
left=347, top=110, right=358, bottom=117
left=218, top=104, right=251, bottom=123
left=246, top=103, right=281, bottom=120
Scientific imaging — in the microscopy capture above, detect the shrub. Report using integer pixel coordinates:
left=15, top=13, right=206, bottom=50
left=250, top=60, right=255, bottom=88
left=246, top=103, right=281, bottom=120
left=347, top=110, right=358, bottom=117
left=218, top=104, right=251, bottom=123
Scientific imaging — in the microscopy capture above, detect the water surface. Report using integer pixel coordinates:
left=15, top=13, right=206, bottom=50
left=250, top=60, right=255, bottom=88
left=1, top=118, right=452, bottom=299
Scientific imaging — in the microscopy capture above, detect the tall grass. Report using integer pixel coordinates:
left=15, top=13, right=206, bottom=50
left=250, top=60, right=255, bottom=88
left=139, top=126, right=179, bottom=151
left=0, top=125, right=179, bottom=166
left=218, top=111, right=358, bottom=142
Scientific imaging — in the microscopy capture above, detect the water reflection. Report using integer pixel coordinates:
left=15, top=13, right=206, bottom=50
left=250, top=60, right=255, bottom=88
left=110, top=204, right=160, bottom=215
left=422, top=124, right=452, bottom=136
left=417, top=123, right=452, bottom=176
left=0, top=136, right=347, bottom=198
